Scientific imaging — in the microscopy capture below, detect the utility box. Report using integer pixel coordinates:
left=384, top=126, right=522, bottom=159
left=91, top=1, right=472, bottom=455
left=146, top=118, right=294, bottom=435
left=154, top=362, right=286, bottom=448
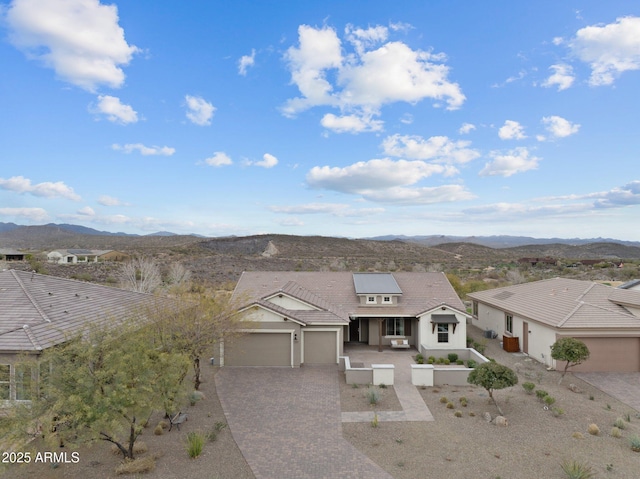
left=503, top=335, right=520, bottom=352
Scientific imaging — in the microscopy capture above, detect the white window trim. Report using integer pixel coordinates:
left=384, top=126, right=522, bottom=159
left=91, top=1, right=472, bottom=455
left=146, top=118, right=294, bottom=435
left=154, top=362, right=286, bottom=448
left=366, top=296, right=377, bottom=304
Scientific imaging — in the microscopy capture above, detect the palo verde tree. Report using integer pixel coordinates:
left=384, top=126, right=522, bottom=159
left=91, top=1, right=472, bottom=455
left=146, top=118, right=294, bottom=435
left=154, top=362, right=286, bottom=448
left=3, top=322, right=189, bottom=460
left=467, top=361, right=518, bottom=416
left=551, top=337, right=590, bottom=384
left=149, top=286, right=247, bottom=390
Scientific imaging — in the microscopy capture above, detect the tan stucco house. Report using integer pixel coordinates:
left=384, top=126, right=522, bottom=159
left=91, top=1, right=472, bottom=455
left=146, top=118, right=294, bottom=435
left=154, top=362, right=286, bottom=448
left=221, top=271, right=470, bottom=367
left=47, top=249, right=128, bottom=264
left=0, top=269, right=162, bottom=403
left=468, top=278, right=640, bottom=372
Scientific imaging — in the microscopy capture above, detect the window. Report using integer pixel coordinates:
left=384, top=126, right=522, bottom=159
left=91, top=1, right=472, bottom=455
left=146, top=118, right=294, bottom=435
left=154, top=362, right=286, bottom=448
left=15, top=365, right=32, bottom=401
left=383, top=296, right=392, bottom=304
left=386, top=318, right=405, bottom=336
left=472, top=301, right=478, bottom=316
left=366, top=296, right=376, bottom=304
left=0, top=365, right=9, bottom=400
left=505, top=314, right=513, bottom=334
left=437, top=324, right=449, bottom=343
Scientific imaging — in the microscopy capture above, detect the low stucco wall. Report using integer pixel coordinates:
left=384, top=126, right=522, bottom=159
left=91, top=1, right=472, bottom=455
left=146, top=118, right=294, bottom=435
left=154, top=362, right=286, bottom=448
left=340, top=355, right=395, bottom=385
left=420, top=346, right=489, bottom=386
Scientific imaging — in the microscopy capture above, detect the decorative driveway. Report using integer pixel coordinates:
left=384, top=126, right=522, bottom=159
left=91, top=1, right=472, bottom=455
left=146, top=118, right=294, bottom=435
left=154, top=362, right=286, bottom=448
left=215, top=366, right=393, bottom=479
left=574, top=372, right=640, bottom=413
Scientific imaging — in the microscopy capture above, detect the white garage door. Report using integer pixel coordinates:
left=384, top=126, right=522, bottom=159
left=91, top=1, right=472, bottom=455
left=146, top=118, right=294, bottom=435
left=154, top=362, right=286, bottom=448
left=225, top=332, right=291, bottom=367
left=303, top=330, right=337, bottom=365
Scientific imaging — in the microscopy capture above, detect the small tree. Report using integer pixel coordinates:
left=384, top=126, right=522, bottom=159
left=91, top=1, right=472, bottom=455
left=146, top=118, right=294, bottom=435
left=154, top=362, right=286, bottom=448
left=467, top=361, right=518, bottom=416
left=551, top=337, right=590, bottom=384
left=119, top=256, right=162, bottom=293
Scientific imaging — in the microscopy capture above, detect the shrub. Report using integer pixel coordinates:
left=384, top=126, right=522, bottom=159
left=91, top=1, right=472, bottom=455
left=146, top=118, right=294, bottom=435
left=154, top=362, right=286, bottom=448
left=427, top=357, right=434, bottom=364
left=447, top=353, right=459, bottom=363
left=365, top=387, right=381, bottom=405
left=153, top=424, right=164, bottom=436
left=572, top=432, right=584, bottom=439
left=456, top=359, right=464, bottom=365
left=114, top=456, right=156, bottom=475
left=446, top=402, right=454, bottom=409
left=522, top=382, right=535, bottom=394
left=544, top=396, right=556, bottom=407
left=428, top=356, right=436, bottom=363
left=536, top=389, right=549, bottom=401
left=415, top=353, right=424, bottom=362
left=437, top=357, right=445, bottom=364
left=610, top=427, right=622, bottom=438
left=215, top=421, right=227, bottom=431
left=560, top=459, right=595, bottom=479
left=613, top=417, right=626, bottom=429
left=111, top=442, right=147, bottom=456
left=587, top=424, right=600, bottom=436
left=443, top=358, right=451, bottom=365
left=158, top=420, right=169, bottom=430
left=630, top=435, right=640, bottom=452
left=371, top=412, right=379, bottom=428
left=189, top=390, right=205, bottom=406
left=552, top=407, right=564, bottom=417
left=454, top=410, right=463, bottom=417
left=186, top=431, right=205, bottom=458
left=417, top=357, right=424, bottom=364
left=440, top=396, right=448, bottom=403
left=466, top=359, right=477, bottom=369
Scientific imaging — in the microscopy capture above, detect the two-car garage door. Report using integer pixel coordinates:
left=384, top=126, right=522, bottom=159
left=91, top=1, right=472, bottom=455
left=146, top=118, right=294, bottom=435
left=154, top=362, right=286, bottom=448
left=569, top=337, right=640, bottom=372
left=224, top=332, right=292, bottom=367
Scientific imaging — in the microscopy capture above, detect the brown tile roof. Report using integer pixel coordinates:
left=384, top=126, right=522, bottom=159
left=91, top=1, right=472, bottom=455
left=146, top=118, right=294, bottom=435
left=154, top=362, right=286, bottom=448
left=468, top=277, right=640, bottom=330
left=233, top=271, right=465, bottom=325
left=0, top=269, right=165, bottom=353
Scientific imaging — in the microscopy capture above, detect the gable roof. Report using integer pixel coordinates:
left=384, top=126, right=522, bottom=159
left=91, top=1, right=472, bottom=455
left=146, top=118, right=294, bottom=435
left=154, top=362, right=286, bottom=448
left=233, top=271, right=465, bottom=325
left=468, top=277, right=640, bottom=330
left=0, top=269, right=164, bottom=353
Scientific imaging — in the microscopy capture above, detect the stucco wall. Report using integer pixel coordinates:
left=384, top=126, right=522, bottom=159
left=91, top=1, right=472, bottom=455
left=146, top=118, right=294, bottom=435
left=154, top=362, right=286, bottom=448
left=419, top=309, right=467, bottom=349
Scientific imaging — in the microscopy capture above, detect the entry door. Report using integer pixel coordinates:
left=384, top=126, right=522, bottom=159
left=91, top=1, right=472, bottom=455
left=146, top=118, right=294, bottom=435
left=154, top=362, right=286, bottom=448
left=522, top=322, right=529, bottom=354
left=349, top=319, right=360, bottom=342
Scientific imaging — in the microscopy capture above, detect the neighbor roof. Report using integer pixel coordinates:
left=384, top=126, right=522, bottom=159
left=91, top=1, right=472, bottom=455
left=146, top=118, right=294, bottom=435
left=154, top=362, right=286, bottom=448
left=233, top=271, right=465, bottom=325
left=0, top=269, right=165, bottom=353
left=468, top=277, right=640, bottom=330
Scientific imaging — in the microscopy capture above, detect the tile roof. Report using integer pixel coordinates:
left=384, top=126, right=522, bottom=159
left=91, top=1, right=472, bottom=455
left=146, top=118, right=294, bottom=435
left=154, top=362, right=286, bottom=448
left=233, top=271, right=466, bottom=325
left=0, top=269, right=165, bottom=353
left=468, top=277, right=640, bottom=330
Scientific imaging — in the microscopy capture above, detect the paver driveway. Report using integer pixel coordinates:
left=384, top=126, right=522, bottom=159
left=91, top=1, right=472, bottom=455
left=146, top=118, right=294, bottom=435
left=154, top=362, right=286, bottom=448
left=215, top=366, right=392, bottom=479
left=574, top=372, right=640, bottom=412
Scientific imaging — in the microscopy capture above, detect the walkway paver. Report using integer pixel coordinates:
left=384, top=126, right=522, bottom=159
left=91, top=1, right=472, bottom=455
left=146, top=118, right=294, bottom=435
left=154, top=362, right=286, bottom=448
left=341, top=346, right=434, bottom=423
left=216, top=366, right=393, bottom=479
left=575, top=372, right=640, bottom=413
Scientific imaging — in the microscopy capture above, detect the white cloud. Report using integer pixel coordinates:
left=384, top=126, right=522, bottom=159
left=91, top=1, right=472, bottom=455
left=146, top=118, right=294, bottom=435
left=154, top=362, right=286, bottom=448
left=459, top=123, right=476, bottom=134
left=277, top=217, right=304, bottom=227
left=98, top=195, right=128, bottom=206
left=185, top=95, right=215, bottom=126
left=361, top=184, right=474, bottom=204
left=112, top=143, right=175, bottom=156
left=5, top=0, right=138, bottom=91
left=479, top=147, right=540, bottom=177
left=77, top=206, right=95, bottom=216
left=282, top=24, right=465, bottom=128
left=541, top=64, right=575, bottom=91
left=498, top=120, right=527, bottom=140
left=382, top=134, right=480, bottom=165
left=539, top=115, right=580, bottom=140
left=0, top=175, right=80, bottom=200
left=238, top=49, right=256, bottom=75
left=255, top=153, right=278, bottom=168
left=203, top=152, right=233, bottom=167
left=320, top=113, right=383, bottom=133
left=269, top=202, right=385, bottom=217
left=93, top=95, right=138, bottom=124
left=570, top=16, right=640, bottom=86
left=552, top=181, right=640, bottom=208
left=0, top=207, right=48, bottom=222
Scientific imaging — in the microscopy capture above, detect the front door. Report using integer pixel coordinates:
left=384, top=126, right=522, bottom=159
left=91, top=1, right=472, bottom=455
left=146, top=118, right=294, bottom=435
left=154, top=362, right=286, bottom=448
left=522, top=321, right=529, bottom=354
left=349, top=319, right=360, bottom=342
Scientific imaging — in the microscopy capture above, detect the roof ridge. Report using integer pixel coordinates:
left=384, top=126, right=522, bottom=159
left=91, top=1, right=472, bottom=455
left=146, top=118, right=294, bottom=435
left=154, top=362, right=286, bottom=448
left=22, top=324, right=43, bottom=351
left=557, top=301, right=583, bottom=328
left=11, top=270, right=52, bottom=323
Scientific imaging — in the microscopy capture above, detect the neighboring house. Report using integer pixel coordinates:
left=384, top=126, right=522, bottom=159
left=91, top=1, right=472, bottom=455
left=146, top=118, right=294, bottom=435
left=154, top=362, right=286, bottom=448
left=468, top=278, right=640, bottom=372
left=0, top=269, right=162, bottom=402
left=47, top=249, right=128, bottom=264
left=619, top=279, right=640, bottom=291
left=0, top=248, right=26, bottom=261
left=221, top=271, right=469, bottom=367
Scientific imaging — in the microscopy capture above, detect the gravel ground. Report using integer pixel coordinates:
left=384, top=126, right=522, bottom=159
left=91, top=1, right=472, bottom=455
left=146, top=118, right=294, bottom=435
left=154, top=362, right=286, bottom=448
left=341, top=325, right=640, bottom=479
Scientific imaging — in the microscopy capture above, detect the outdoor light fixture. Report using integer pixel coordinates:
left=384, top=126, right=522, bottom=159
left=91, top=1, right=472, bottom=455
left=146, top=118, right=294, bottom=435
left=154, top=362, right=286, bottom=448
left=294, top=333, right=298, bottom=341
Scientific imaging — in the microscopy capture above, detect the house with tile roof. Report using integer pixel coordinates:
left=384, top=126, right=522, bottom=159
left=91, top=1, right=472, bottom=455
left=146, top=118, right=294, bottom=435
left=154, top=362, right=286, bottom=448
left=0, top=269, right=164, bottom=402
left=221, top=271, right=470, bottom=367
left=468, top=278, right=640, bottom=372
left=46, top=249, right=128, bottom=264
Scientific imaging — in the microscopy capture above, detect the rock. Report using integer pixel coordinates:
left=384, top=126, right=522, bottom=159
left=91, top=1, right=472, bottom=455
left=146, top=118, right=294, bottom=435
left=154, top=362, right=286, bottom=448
left=495, top=416, right=508, bottom=427
left=483, top=412, right=492, bottom=422
left=261, top=241, right=279, bottom=257
left=568, top=383, right=582, bottom=393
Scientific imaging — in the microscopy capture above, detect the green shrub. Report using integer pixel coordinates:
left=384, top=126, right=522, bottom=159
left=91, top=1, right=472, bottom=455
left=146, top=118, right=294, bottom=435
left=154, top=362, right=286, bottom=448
left=443, top=358, right=451, bottom=365
left=186, top=431, right=205, bottom=458
left=630, top=435, right=640, bottom=452
left=365, top=387, right=381, bottom=405
left=439, top=396, right=448, bottom=403
left=446, top=401, right=454, bottom=409
left=610, top=426, right=622, bottom=438
left=437, top=357, right=445, bottom=364
left=552, top=407, right=564, bottom=417
left=544, top=396, right=556, bottom=407
left=466, top=359, right=477, bottom=368
left=613, top=417, right=626, bottom=429
left=560, top=459, right=595, bottom=479
left=447, top=353, right=459, bottom=362
left=415, top=353, right=424, bottom=362
left=427, top=358, right=434, bottom=364
left=536, top=389, right=549, bottom=401
left=428, top=356, right=436, bottom=363
left=522, top=382, right=535, bottom=394
left=454, top=410, right=462, bottom=417
left=456, top=359, right=464, bottom=365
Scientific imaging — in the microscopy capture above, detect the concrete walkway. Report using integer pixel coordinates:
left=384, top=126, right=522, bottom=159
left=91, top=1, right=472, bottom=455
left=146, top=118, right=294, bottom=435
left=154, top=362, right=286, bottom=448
left=216, top=366, right=392, bottom=479
left=341, top=346, right=434, bottom=423
left=575, top=372, right=640, bottom=413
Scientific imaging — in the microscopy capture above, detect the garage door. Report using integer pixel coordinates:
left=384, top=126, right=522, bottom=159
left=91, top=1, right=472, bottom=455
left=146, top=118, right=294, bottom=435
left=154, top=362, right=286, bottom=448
left=225, top=332, right=291, bottom=367
left=303, top=331, right=337, bottom=365
left=569, top=337, right=640, bottom=372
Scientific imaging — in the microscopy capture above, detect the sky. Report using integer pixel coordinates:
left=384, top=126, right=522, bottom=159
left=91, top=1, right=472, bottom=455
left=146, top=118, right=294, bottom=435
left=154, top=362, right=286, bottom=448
left=1, top=1, right=640, bottom=241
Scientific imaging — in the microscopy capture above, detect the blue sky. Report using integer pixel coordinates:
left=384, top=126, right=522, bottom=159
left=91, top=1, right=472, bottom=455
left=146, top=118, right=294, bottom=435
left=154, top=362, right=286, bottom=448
left=1, top=1, right=640, bottom=240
